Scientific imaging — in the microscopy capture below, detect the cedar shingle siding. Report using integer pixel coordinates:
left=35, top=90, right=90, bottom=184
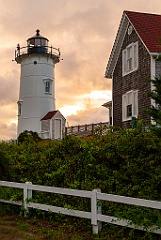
left=113, top=26, right=151, bottom=128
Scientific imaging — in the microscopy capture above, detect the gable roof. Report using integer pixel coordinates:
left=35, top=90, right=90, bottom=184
left=105, top=11, right=161, bottom=78
left=125, top=11, right=161, bottom=53
left=41, top=110, right=59, bottom=120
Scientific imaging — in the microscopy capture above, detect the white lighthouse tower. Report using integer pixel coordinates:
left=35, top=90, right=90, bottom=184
left=15, top=30, right=66, bottom=139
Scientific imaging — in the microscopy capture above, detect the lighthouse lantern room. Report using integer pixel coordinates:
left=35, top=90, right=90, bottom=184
left=15, top=30, right=65, bottom=139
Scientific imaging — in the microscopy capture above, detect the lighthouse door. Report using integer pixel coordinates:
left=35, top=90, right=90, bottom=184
left=54, top=119, right=62, bottom=139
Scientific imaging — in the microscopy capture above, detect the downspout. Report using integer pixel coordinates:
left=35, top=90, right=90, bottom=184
left=150, top=53, right=157, bottom=125
left=50, top=119, right=52, bottom=139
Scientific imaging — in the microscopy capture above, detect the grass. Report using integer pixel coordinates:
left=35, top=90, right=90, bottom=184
left=1, top=209, right=161, bottom=240
left=0, top=214, right=95, bottom=240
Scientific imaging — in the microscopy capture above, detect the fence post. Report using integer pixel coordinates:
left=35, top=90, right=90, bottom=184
left=91, top=189, right=102, bottom=234
left=23, top=182, right=32, bottom=217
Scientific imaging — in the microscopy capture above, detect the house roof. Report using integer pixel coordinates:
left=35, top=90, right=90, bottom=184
left=102, top=101, right=112, bottom=108
left=41, top=111, right=58, bottom=120
left=125, top=11, right=161, bottom=53
left=105, top=11, right=161, bottom=78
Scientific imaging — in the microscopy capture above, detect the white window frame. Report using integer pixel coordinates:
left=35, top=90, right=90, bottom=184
left=122, top=90, right=138, bottom=121
left=43, top=79, right=53, bottom=94
left=122, top=42, right=138, bottom=76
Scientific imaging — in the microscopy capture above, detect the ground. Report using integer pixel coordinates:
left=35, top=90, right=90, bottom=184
left=0, top=215, right=94, bottom=240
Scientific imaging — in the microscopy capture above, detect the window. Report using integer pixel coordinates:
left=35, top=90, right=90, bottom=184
left=45, top=81, right=50, bottom=93
left=122, top=42, right=138, bottom=76
left=43, top=79, right=53, bottom=94
left=122, top=90, right=138, bottom=121
left=127, top=46, right=133, bottom=71
left=17, top=100, right=23, bottom=116
left=127, top=104, right=132, bottom=117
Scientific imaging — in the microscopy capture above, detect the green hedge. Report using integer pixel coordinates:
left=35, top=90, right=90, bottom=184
left=1, top=128, right=161, bottom=237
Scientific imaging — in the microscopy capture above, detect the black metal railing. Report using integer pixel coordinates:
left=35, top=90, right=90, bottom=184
left=15, top=45, right=60, bottom=59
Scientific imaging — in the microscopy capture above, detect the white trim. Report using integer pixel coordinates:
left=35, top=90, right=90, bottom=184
left=105, top=12, right=153, bottom=79
left=106, top=14, right=129, bottom=78
left=43, top=78, right=53, bottom=94
left=122, top=90, right=138, bottom=121
left=54, top=118, right=62, bottom=139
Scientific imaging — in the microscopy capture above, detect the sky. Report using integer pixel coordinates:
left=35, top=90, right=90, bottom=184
left=1, top=0, right=161, bottom=140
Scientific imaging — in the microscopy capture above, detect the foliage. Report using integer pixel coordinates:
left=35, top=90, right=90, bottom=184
left=1, top=128, right=161, bottom=239
left=147, top=74, right=161, bottom=126
left=17, top=130, right=42, bottom=144
left=0, top=142, right=15, bottom=180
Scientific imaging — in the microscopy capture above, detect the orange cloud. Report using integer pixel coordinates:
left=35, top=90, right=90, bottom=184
left=1, top=0, right=161, bottom=139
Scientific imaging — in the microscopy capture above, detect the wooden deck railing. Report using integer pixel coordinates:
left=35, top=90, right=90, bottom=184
left=65, top=122, right=109, bottom=137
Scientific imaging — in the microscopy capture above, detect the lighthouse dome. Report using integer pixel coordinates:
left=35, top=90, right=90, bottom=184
left=27, top=29, right=49, bottom=54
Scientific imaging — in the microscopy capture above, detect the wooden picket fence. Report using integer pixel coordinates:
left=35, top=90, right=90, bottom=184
left=0, top=181, right=161, bottom=235
left=65, top=122, right=109, bottom=137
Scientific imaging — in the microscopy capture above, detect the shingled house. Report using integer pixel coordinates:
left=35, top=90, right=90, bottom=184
left=104, top=11, right=161, bottom=128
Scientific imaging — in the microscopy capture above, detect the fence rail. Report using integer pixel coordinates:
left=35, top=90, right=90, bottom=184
left=65, top=122, right=109, bottom=137
left=0, top=181, right=161, bottom=235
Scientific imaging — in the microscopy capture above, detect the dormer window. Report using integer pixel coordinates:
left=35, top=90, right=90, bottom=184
left=122, top=42, right=138, bottom=76
left=43, top=79, right=53, bottom=94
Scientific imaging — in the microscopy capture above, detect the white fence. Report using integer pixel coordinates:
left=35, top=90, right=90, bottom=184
left=0, top=181, right=161, bottom=235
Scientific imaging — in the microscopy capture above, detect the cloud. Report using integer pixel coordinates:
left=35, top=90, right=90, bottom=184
left=0, top=122, right=17, bottom=140
left=66, top=106, right=109, bottom=127
left=1, top=0, right=161, bottom=139
left=0, top=71, right=19, bottom=105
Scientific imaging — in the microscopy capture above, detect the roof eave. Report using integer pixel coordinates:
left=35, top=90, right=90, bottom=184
left=105, top=12, right=129, bottom=78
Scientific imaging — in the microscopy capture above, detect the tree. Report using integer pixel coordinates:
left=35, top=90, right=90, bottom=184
left=17, top=130, right=42, bottom=144
left=147, top=75, right=161, bottom=125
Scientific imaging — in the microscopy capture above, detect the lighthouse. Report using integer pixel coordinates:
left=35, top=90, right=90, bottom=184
left=15, top=30, right=66, bottom=139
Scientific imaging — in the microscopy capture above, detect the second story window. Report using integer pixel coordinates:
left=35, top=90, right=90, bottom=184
left=122, top=42, right=138, bottom=76
left=43, top=79, right=53, bottom=94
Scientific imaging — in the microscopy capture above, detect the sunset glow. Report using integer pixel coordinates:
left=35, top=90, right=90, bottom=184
left=0, top=0, right=161, bottom=139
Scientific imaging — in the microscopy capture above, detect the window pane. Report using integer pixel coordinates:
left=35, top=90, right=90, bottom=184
left=127, top=92, right=133, bottom=105
left=41, top=39, right=47, bottom=46
left=127, top=58, right=132, bottom=70
left=45, top=81, right=50, bottom=93
left=127, top=47, right=132, bottom=58
left=35, top=39, right=41, bottom=46
left=18, top=103, right=21, bottom=115
left=127, top=104, right=132, bottom=117
left=29, top=39, right=35, bottom=46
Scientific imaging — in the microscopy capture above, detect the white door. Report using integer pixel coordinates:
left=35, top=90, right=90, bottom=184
left=54, top=119, right=61, bottom=139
